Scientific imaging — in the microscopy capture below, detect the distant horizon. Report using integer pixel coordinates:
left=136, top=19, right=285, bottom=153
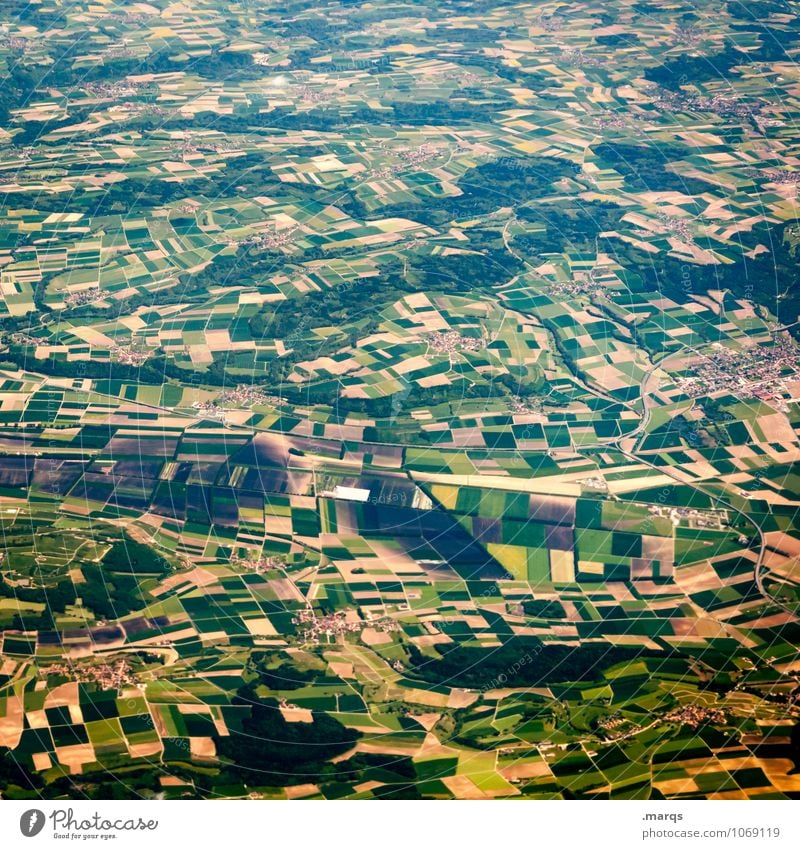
left=0, top=0, right=798, bottom=810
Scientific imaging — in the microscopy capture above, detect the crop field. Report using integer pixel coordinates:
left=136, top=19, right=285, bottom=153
left=0, top=0, right=798, bottom=803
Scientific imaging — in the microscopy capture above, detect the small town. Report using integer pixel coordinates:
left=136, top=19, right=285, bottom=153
left=109, top=343, right=151, bottom=366
left=678, top=336, right=800, bottom=401
left=43, top=658, right=137, bottom=691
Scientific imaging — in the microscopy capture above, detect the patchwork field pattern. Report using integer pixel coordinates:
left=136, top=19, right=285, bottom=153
left=0, top=0, right=799, bottom=800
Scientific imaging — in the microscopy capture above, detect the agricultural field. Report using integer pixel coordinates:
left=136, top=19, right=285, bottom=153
left=0, top=0, right=799, bottom=802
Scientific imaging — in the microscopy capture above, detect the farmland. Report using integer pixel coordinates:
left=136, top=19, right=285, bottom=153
left=0, top=0, right=799, bottom=801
